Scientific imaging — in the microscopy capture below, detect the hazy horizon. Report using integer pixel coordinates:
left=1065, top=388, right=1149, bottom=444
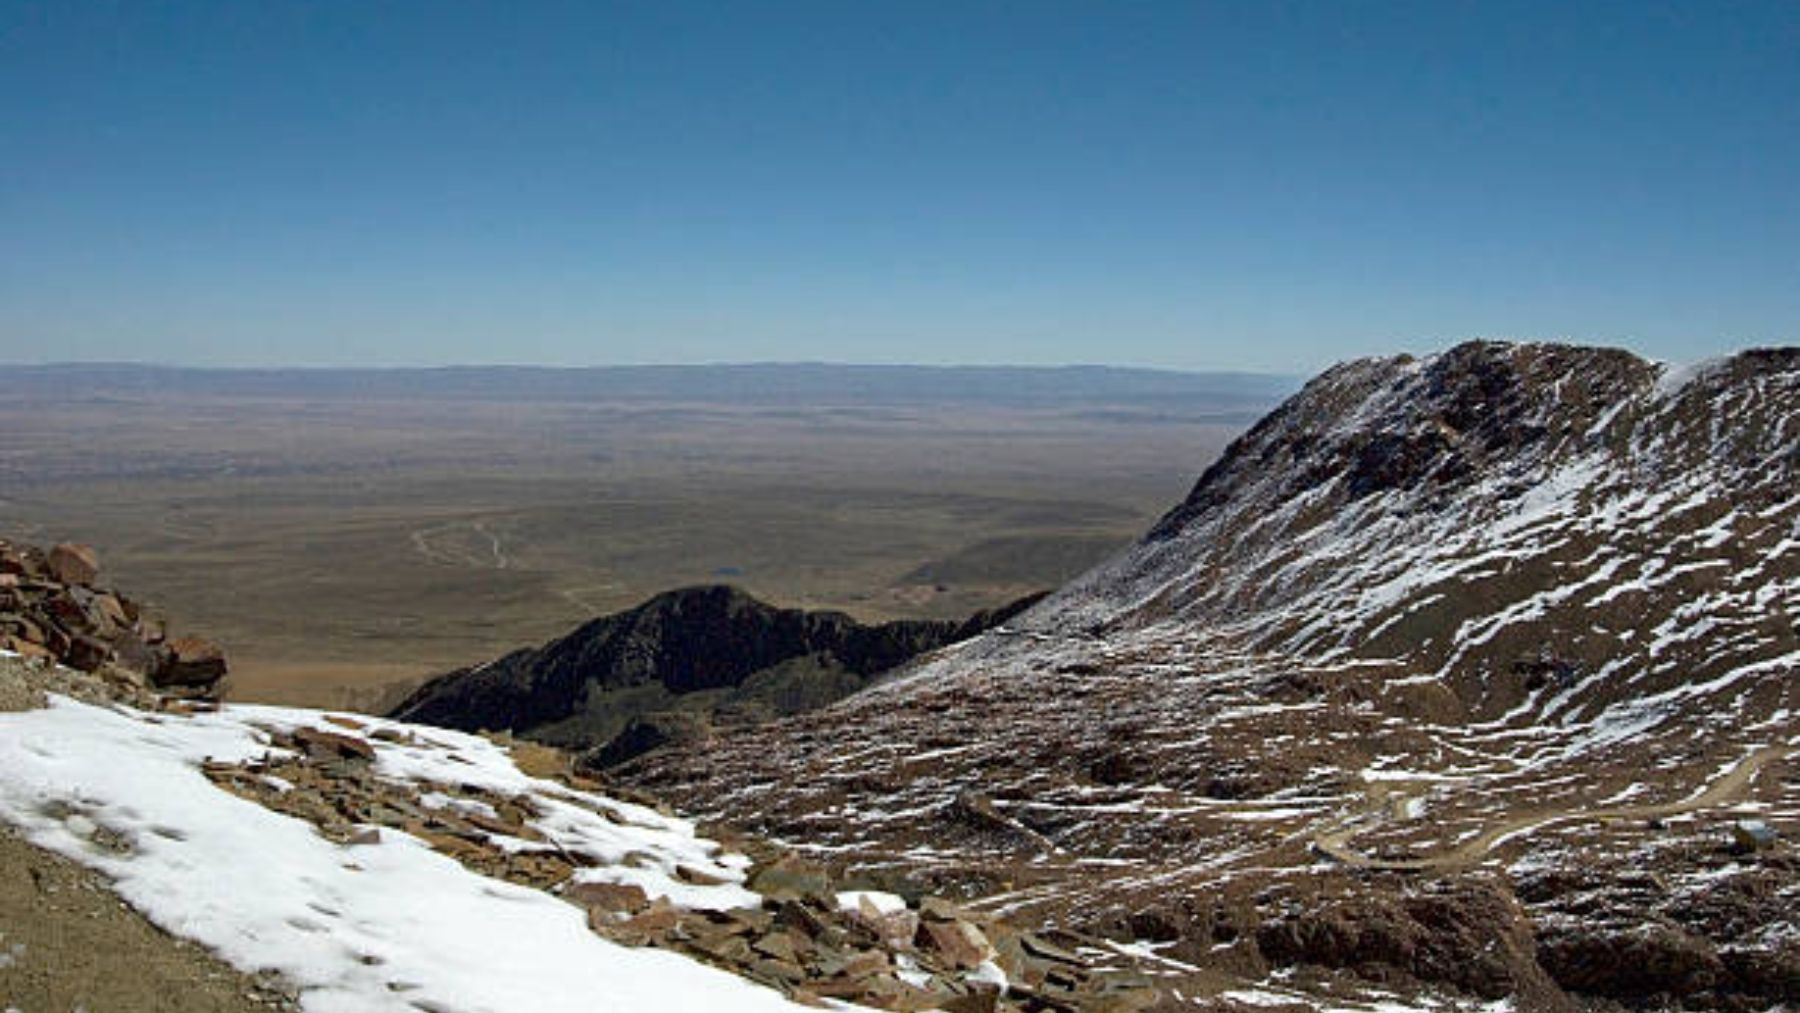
left=0, top=337, right=1753, bottom=375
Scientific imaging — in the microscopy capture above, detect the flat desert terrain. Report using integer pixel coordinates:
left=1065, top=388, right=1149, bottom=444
left=0, top=365, right=1281, bottom=708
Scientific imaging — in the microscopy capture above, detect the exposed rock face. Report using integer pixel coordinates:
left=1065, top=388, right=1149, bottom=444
left=0, top=538, right=228, bottom=698
left=619, top=342, right=1800, bottom=1010
left=391, top=585, right=1044, bottom=765
left=45, top=542, right=100, bottom=586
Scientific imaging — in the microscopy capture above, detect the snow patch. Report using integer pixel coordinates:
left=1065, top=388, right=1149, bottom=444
left=0, top=695, right=813, bottom=1013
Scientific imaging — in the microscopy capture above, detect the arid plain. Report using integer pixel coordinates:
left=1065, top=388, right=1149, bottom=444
left=0, top=365, right=1280, bottom=708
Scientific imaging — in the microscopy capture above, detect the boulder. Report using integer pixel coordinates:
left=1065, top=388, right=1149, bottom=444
left=292, top=726, right=376, bottom=763
left=108, top=633, right=171, bottom=679
left=46, top=542, right=100, bottom=586
left=917, top=919, right=993, bottom=970
left=63, top=632, right=113, bottom=673
left=747, top=853, right=834, bottom=905
left=89, top=591, right=130, bottom=632
left=156, top=635, right=228, bottom=688
left=567, top=880, right=652, bottom=921
left=0, top=543, right=48, bottom=579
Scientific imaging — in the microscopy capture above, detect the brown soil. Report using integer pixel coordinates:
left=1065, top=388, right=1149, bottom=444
left=0, top=824, right=295, bottom=1012
left=226, top=656, right=433, bottom=711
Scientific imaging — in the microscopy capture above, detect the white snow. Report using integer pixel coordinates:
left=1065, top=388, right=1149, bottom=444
left=0, top=694, right=816, bottom=1013
left=1654, top=357, right=1728, bottom=399
left=835, top=890, right=908, bottom=916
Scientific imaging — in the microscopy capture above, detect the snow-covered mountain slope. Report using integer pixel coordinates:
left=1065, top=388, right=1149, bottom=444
left=0, top=674, right=808, bottom=1013
left=1029, top=341, right=1796, bottom=727
left=621, top=342, right=1799, bottom=1010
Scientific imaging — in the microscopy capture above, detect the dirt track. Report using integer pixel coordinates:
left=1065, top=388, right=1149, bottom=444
left=1312, top=744, right=1793, bottom=871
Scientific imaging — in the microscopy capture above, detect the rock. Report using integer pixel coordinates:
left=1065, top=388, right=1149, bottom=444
left=565, top=880, right=650, bottom=918
left=1, top=613, right=47, bottom=647
left=615, top=899, right=681, bottom=942
left=917, top=919, right=992, bottom=970
left=292, top=727, right=377, bottom=763
left=156, top=636, right=229, bottom=688
left=392, top=583, right=1045, bottom=765
left=88, top=591, right=130, bottom=633
left=1730, top=819, right=1778, bottom=853
left=108, top=632, right=171, bottom=678
left=63, top=632, right=113, bottom=672
left=0, top=543, right=47, bottom=579
left=748, top=854, right=834, bottom=905
left=847, top=896, right=919, bottom=950
left=919, top=896, right=980, bottom=923
left=48, top=594, right=99, bottom=635
left=675, top=863, right=732, bottom=886
left=1018, top=932, right=1082, bottom=966
left=589, top=711, right=715, bottom=768
left=747, top=956, right=809, bottom=987
left=936, top=990, right=1000, bottom=1013
left=774, top=898, right=837, bottom=943
left=1, top=635, right=53, bottom=661
left=751, top=931, right=800, bottom=964
left=45, top=543, right=100, bottom=586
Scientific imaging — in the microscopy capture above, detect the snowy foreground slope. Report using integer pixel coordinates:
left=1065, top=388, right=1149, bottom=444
left=621, top=343, right=1799, bottom=1011
left=0, top=683, right=811, bottom=1013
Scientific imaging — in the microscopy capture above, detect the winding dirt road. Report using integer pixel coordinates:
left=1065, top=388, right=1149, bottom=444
left=1312, top=744, right=1792, bottom=871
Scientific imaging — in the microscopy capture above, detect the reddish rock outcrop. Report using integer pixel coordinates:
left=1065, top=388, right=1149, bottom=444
left=0, top=537, right=228, bottom=699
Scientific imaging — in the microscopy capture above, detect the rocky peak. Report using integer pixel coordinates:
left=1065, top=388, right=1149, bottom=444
left=1150, top=341, right=1658, bottom=538
left=617, top=340, right=1799, bottom=1012
left=1026, top=341, right=1796, bottom=721
left=391, top=584, right=1045, bottom=764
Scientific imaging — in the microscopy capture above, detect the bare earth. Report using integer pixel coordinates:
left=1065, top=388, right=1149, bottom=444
left=0, top=370, right=1262, bottom=707
left=0, top=824, right=293, bottom=1013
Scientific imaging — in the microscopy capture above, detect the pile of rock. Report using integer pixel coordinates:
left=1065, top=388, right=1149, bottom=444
left=582, top=854, right=1160, bottom=1012
left=201, top=721, right=1164, bottom=1012
left=0, top=538, right=228, bottom=699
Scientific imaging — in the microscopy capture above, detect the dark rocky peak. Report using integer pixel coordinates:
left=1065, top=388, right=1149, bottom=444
left=390, top=584, right=1044, bottom=760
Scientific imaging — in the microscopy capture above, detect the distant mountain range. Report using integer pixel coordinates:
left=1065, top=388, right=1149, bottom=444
left=0, top=362, right=1296, bottom=414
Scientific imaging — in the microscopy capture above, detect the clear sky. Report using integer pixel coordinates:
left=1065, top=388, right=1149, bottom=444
left=2, top=1, right=1794, bottom=372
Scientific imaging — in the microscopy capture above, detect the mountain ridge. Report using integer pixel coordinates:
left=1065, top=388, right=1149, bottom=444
left=391, top=584, right=1046, bottom=766
left=619, top=340, right=1799, bottom=1010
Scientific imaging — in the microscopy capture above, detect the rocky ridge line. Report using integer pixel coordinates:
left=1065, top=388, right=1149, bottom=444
left=619, top=341, right=1799, bottom=1011
left=392, top=583, right=1047, bottom=767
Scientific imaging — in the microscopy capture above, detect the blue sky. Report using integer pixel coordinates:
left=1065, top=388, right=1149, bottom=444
left=2, top=1, right=1794, bottom=372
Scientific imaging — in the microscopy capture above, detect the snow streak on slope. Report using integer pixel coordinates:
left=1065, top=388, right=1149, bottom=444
left=0, top=689, right=812, bottom=1013
left=1021, top=342, right=1797, bottom=729
left=621, top=343, right=1798, bottom=1010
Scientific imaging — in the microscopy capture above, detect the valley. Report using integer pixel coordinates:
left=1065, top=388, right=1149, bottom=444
left=2, top=344, right=1793, bottom=1012
left=0, top=364, right=1269, bottom=708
